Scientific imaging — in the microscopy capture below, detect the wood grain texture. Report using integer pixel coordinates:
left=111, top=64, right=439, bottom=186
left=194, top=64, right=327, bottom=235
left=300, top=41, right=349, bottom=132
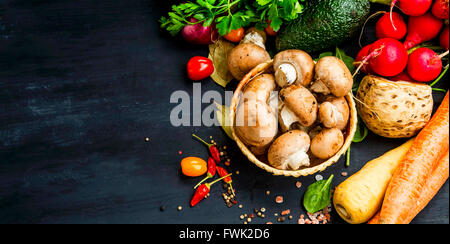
left=0, top=0, right=448, bottom=224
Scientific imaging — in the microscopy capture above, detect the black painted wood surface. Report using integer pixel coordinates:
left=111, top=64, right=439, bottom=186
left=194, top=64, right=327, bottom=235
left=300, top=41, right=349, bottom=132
left=0, top=0, right=448, bottom=224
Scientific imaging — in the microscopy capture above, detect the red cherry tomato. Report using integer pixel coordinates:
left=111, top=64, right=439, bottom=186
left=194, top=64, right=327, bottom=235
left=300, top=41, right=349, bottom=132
left=223, top=28, right=245, bottom=43
left=187, top=56, right=214, bottom=81
left=265, top=21, right=278, bottom=36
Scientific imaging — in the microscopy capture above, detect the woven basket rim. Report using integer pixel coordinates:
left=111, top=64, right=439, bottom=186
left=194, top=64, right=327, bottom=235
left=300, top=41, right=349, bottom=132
left=230, top=60, right=358, bottom=177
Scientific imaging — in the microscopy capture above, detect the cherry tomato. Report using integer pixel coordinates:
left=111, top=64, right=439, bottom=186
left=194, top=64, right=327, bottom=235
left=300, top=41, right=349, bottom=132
left=181, top=157, right=207, bottom=177
left=265, top=21, right=278, bottom=37
left=187, top=56, right=214, bottom=81
left=223, top=27, right=245, bottom=43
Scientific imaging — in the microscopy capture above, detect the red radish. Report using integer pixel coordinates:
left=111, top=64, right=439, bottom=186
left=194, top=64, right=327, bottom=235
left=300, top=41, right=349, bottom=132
left=354, top=44, right=374, bottom=74
left=390, top=0, right=432, bottom=17
left=404, top=13, right=444, bottom=50
left=432, top=0, right=450, bottom=19
left=181, top=18, right=218, bottom=45
left=376, top=12, right=407, bottom=40
left=368, top=38, right=409, bottom=77
left=407, top=48, right=443, bottom=82
left=390, top=70, right=415, bottom=82
left=440, top=26, right=449, bottom=50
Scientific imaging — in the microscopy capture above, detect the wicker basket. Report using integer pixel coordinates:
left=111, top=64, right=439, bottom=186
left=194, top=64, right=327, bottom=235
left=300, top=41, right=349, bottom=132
left=230, top=60, right=358, bottom=177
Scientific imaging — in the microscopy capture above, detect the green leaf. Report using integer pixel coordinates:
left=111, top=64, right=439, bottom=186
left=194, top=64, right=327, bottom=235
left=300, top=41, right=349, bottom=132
left=303, top=175, right=334, bottom=214
left=335, top=47, right=355, bottom=73
left=353, top=117, right=369, bottom=143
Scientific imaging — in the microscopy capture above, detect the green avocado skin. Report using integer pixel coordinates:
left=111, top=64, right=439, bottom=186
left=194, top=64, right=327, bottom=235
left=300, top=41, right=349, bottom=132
left=276, top=0, right=370, bottom=53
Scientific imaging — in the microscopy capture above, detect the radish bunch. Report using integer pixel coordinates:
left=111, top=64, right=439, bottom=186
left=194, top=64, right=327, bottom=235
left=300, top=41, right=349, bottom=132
left=355, top=0, right=449, bottom=83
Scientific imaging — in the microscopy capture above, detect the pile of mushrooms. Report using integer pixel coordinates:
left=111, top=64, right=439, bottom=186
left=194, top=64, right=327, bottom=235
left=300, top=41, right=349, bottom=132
left=234, top=51, right=353, bottom=171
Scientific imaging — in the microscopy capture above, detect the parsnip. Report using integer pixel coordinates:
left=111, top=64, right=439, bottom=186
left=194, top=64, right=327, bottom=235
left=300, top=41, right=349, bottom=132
left=333, top=139, right=414, bottom=224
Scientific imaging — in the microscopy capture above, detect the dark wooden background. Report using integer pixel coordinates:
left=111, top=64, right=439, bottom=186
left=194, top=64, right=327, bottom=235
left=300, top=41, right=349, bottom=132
left=0, top=0, right=448, bottom=224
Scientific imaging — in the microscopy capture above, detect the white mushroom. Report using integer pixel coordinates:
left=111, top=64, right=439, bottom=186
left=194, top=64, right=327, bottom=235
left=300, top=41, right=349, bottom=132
left=268, top=130, right=311, bottom=170
left=310, top=128, right=344, bottom=160
left=318, top=96, right=350, bottom=131
left=273, top=50, right=315, bottom=88
left=234, top=74, right=278, bottom=148
left=228, top=28, right=270, bottom=81
left=278, top=85, right=318, bottom=132
left=310, top=56, right=353, bottom=97
left=234, top=100, right=278, bottom=148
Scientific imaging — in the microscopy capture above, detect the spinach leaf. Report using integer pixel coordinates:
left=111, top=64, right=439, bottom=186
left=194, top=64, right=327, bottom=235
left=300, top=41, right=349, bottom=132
left=303, top=175, right=334, bottom=214
left=353, top=117, right=369, bottom=143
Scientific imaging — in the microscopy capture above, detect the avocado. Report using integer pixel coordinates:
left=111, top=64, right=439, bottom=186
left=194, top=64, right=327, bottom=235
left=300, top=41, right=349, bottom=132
left=276, top=0, right=370, bottom=53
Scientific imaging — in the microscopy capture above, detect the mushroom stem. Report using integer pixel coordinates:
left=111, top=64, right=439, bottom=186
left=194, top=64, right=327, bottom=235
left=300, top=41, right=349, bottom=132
left=275, top=63, right=297, bottom=87
left=240, top=30, right=266, bottom=49
left=279, top=105, right=300, bottom=132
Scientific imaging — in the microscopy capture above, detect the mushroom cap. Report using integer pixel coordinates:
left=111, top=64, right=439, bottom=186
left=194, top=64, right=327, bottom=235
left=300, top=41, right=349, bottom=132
left=312, top=56, right=353, bottom=97
left=268, top=130, right=311, bottom=170
left=273, top=50, right=315, bottom=87
left=242, top=74, right=276, bottom=103
left=319, top=96, right=350, bottom=131
left=310, top=128, right=344, bottom=160
left=279, top=85, right=318, bottom=127
left=234, top=100, right=278, bottom=148
left=228, top=43, right=271, bottom=81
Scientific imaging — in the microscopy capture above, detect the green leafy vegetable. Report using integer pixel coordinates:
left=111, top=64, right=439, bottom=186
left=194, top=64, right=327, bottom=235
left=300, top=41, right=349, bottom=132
left=303, top=175, right=334, bottom=214
left=353, top=117, right=369, bottom=143
left=160, top=0, right=305, bottom=36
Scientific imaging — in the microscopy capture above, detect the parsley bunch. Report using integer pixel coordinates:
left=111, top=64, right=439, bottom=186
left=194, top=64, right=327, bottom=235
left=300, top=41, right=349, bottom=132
left=160, top=0, right=305, bottom=36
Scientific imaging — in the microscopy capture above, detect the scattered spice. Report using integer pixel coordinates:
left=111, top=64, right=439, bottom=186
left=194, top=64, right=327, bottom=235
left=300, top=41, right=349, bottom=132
left=178, top=150, right=182, bottom=155
left=238, top=204, right=243, bottom=209
left=275, top=196, right=284, bottom=204
left=277, top=217, right=286, bottom=222
left=177, top=206, right=183, bottom=211
left=260, top=208, right=266, bottom=213
left=341, top=172, right=348, bottom=177
left=315, top=174, right=324, bottom=181
left=281, top=209, right=291, bottom=216
left=266, top=222, right=273, bottom=224
left=266, top=190, right=271, bottom=195
left=145, top=137, right=150, bottom=142
left=296, top=181, right=302, bottom=189
left=298, top=205, right=333, bottom=225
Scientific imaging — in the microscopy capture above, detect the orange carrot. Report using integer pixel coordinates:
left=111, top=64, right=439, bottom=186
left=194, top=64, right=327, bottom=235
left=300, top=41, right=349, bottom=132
left=380, top=92, right=449, bottom=224
left=367, top=212, right=380, bottom=224
left=368, top=149, right=449, bottom=224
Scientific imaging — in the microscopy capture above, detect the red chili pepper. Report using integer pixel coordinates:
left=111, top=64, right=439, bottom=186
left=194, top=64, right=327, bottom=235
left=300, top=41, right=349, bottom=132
left=216, top=166, right=235, bottom=195
left=187, top=56, right=214, bottom=81
left=192, top=134, right=221, bottom=163
left=194, top=157, right=216, bottom=189
left=190, top=173, right=232, bottom=207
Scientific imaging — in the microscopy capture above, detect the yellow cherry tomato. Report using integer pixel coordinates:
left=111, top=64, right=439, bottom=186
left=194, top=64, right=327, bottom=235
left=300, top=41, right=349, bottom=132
left=181, top=157, right=207, bottom=177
